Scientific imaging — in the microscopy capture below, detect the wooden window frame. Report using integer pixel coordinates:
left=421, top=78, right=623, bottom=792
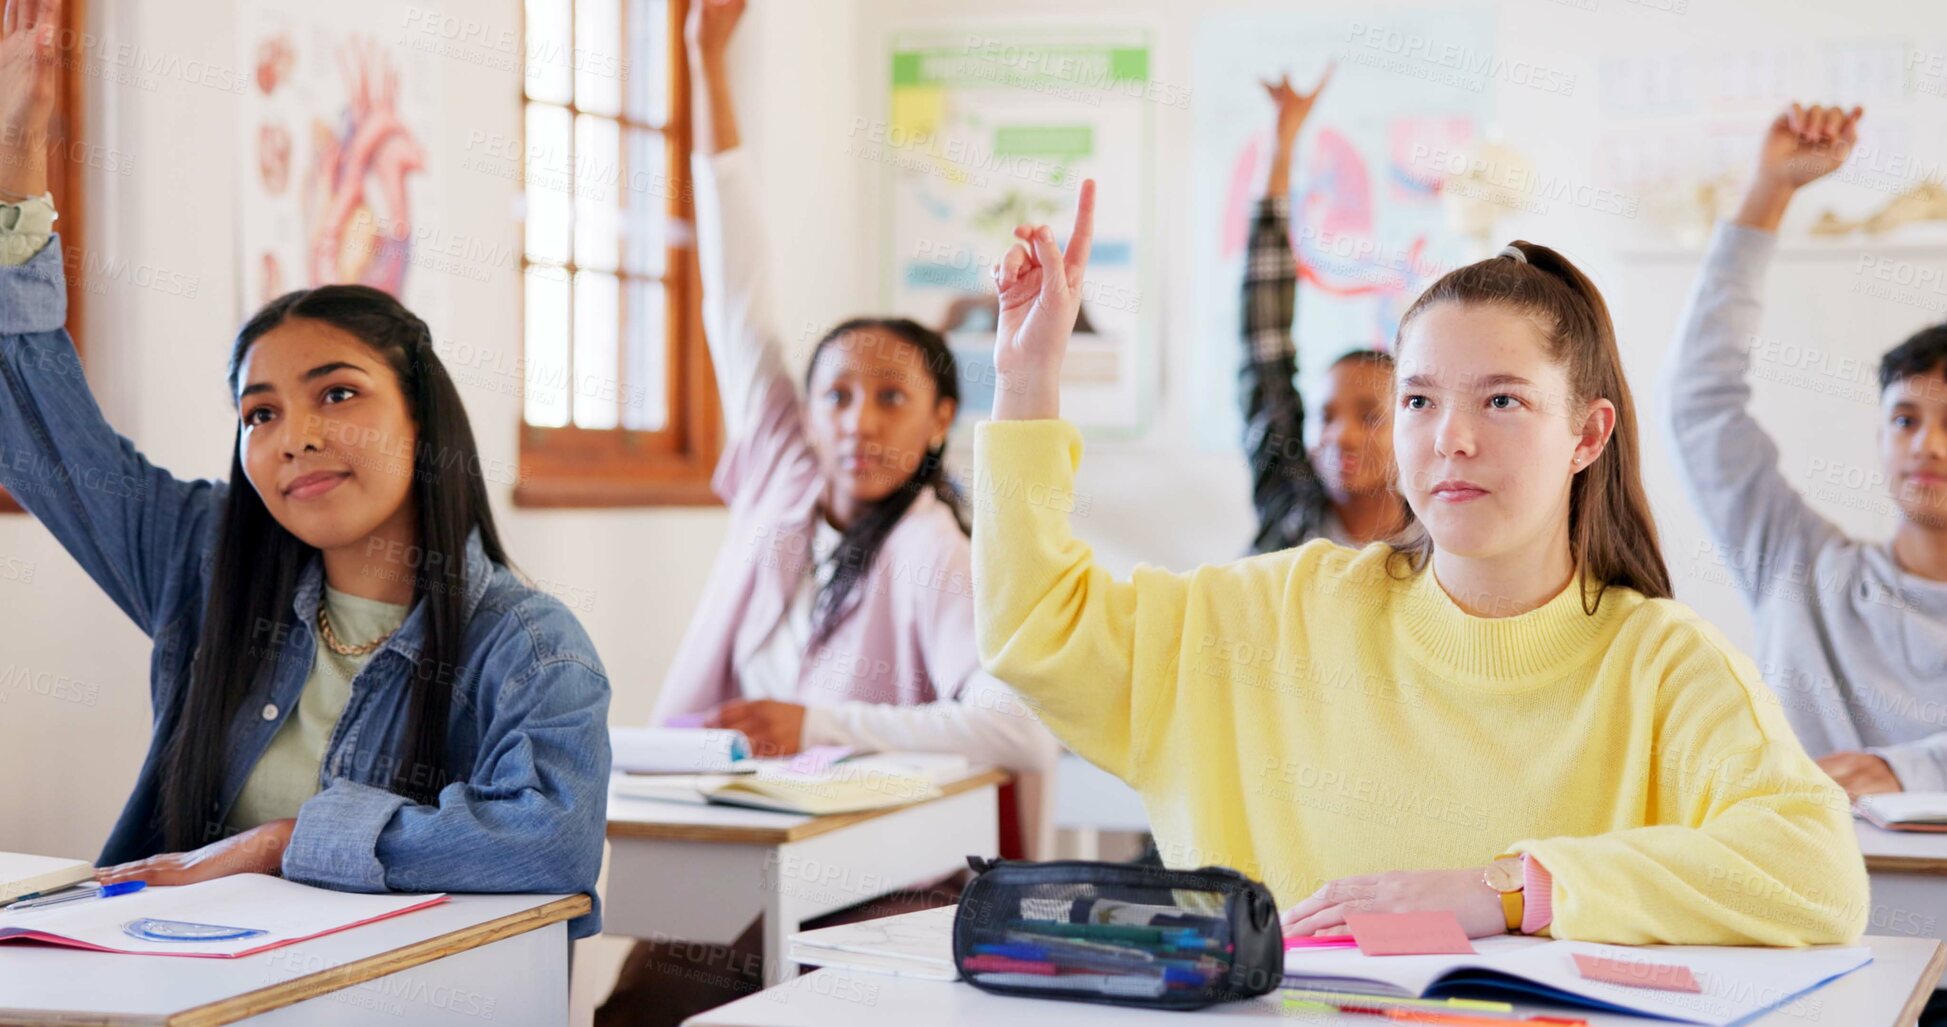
left=1, top=0, right=87, bottom=515
left=513, top=0, right=720, bottom=509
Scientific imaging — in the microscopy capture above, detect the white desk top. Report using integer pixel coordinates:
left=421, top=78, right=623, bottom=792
left=1856, top=818, right=1947, bottom=873
left=0, top=891, right=585, bottom=1025
left=605, top=768, right=1009, bottom=844
left=688, top=935, right=1946, bottom=1027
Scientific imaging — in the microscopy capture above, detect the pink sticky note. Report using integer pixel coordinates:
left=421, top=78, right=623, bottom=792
left=1343, top=912, right=1477, bottom=956
left=1284, top=934, right=1361, bottom=951
left=1573, top=953, right=1702, bottom=993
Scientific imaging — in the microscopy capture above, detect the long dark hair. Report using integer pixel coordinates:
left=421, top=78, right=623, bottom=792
left=805, top=318, right=965, bottom=647
left=159, top=285, right=508, bottom=850
left=1386, top=242, right=1671, bottom=611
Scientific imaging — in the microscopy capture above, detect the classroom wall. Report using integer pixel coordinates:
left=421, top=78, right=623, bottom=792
left=0, top=0, right=868, bottom=858
left=859, top=0, right=1947, bottom=615
left=2, top=1, right=1944, bottom=1011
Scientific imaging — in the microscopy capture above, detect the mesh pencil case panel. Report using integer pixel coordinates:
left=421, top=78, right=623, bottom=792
left=951, top=857, right=1283, bottom=1010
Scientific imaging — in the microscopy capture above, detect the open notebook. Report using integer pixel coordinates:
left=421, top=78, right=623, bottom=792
left=0, top=873, right=444, bottom=958
left=1855, top=792, right=1947, bottom=832
left=612, top=753, right=966, bottom=815
left=1284, top=935, right=1870, bottom=1026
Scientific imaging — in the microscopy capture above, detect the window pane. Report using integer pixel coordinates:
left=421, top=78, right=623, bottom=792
left=525, top=104, right=572, bottom=265
left=524, top=0, right=572, bottom=104
left=623, top=128, right=666, bottom=276
left=576, top=0, right=622, bottom=116
left=625, top=0, right=668, bottom=125
left=524, top=269, right=571, bottom=427
left=623, top=278, right=668, bottom=431
left=576, top=115, right=621, bottom=271
left=574, top=270, right=621, bottom=429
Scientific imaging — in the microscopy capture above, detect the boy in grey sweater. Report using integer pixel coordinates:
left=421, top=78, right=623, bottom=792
left=1665, top=102, right=1947, bottom=798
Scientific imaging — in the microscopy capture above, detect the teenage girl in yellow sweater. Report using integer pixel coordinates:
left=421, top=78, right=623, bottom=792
left=971, top=182, right=1866, bottom=945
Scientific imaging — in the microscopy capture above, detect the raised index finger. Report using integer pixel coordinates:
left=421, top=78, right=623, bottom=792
left=1063, top=178, right=1096, bottom=279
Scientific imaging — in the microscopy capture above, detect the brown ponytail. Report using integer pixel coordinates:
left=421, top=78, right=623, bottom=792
left=1386, top=241, right=1671, bottom=610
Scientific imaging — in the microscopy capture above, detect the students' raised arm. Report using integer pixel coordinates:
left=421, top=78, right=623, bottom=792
left=0, top=0, right=222, bottom=639
left=1243, top=68, right=1332, bottom=553
left=974, top=182, right=1197, bottom=784
left=686, top=0, right=790, bottom=437
left=1661, top=104, right=1861, bottom=606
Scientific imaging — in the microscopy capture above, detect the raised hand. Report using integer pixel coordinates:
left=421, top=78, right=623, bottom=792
left=0, top=0, right=62, bottom=200
left=1262, top=63, right=1334, bottom=148
left=991, top=179, right=1096, bottom=421
left=686, top=0, right=746, bottom=65
left=1759, top=103, right=1862, bottom=190
left=1737, top=103, right=1863, bottom=231
left=687, top=0, right=746, bottom=154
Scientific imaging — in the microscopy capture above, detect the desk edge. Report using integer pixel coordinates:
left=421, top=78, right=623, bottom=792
left=606, top=769, right=1011, bottom=844
left=164, top=893, right=591, bottom=1027
left=1865, top=854, right=1947, bottom=875
left=1898, top=939, right=1947, bottom=1027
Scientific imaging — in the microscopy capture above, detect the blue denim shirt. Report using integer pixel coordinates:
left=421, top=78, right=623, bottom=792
left=0, top=239, right=611, bottom=938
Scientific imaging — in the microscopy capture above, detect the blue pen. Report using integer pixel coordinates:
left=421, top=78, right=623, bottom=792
left=5, top=880, right=145, bottom=912
left=973, top=942, right=1049, bottom=961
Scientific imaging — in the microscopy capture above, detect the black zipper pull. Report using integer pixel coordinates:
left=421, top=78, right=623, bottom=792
left=966, top=855, right=1002, bottom=874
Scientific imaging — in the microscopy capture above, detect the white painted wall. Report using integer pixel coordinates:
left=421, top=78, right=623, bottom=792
left=2, top=0, right=1944, bottom=1020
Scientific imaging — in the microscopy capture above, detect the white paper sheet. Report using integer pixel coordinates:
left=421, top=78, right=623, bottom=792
left=0, top=873, right=444, bottom=958
left=610, top=727, right=751, bottom=774
left=788, top=905, right=959, bottom=981
left=1856, top=791, right=1947, bottom=825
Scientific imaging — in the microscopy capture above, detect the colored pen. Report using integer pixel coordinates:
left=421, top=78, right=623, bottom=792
left=1281, top=995, right=1586, bottom=1027
left=975, top=972, right=1167, bottom=998
left=1385, top=1010, right=1586, bottom=1026
left=975, top=944, right=1217, bottom=983
left=1285, top=933, right=1361, bottom=949
left=1283, top=989, right=1514, bottom=1013
left=963, top=955, right=1057, bottom=975
left=5, top=880, right=145, bottom=912
left=1006, top=920, right=1202, bottom=945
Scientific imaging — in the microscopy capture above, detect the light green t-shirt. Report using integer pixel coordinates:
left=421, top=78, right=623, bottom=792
left=227, top=586, right=410, bottom=832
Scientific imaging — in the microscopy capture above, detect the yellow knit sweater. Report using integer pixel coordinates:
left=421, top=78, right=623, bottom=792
left=973, top=420, right=1866, bottom=945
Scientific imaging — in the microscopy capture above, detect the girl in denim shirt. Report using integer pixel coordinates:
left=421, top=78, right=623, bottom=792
left=0, top=0, right=610, bottom=938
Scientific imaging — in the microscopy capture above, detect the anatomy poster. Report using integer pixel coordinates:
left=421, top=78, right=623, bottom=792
left=1188, top=10, right=1489, bottom=449
left=239, top=2, right=440, bottom=320
left=881, top=26, right=1161, bottom=434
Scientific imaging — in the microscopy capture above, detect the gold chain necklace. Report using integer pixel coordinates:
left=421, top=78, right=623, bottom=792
left=317, top=605, right=395, bottom=657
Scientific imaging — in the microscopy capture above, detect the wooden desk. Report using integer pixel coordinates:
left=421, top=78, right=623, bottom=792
left=688, top=935, right=1947, bottom=1027
left=0, top=892, right=587, bottom=1026
left=604, top=769, right=1006, bottom=981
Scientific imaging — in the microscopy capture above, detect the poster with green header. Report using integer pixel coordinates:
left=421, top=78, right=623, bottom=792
left=875, top=28, right=1163, bottom=434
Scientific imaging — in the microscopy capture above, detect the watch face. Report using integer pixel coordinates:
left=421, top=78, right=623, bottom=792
left=1484, top=860, right=1523, bottom=892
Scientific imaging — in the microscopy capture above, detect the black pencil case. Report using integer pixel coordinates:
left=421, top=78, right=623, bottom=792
left=951, top=856, right=1284, bottom=1010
